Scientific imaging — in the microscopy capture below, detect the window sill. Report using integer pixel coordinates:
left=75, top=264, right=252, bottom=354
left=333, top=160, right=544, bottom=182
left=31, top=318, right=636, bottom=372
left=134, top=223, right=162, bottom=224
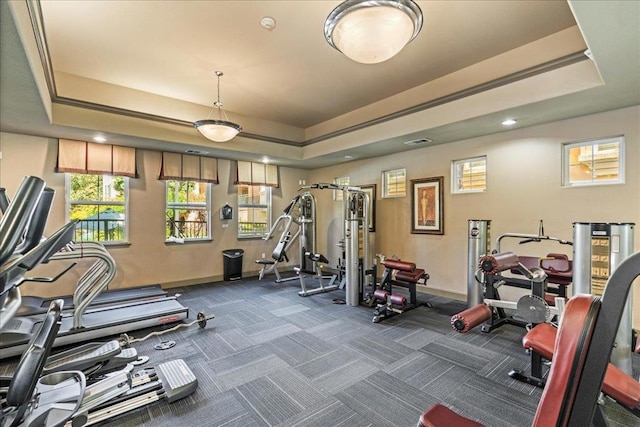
left=165, top=237, right=213, bottom=245
left=99, top=241, right=131, bottom=248
left=237, top=236, right=265, bottom=240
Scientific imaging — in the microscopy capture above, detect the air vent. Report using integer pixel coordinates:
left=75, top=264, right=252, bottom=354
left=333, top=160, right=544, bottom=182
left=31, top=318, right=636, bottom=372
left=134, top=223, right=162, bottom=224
left=185, top=149, right=209, bottom=155
left=403, top=138, right=432, bottom=146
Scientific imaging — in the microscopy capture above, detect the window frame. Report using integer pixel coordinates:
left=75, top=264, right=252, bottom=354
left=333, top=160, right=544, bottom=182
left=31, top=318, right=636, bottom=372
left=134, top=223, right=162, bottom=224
left=451, top=155, right=487, bottom=194
left=65, top=173, right=129, bottom=244
left=334, top=176, right=350, bottom=201
left=237, top=184, right=272, bottom=239
left=165, top=180, right=212, bottom=242
left=562, top=136, right=625, bottom=187
left=381, top=168, right=406, bottom=198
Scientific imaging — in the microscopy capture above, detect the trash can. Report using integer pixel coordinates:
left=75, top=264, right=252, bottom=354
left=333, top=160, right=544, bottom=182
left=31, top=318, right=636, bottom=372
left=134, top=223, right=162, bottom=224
left=223, top=249, right=244, bottom=281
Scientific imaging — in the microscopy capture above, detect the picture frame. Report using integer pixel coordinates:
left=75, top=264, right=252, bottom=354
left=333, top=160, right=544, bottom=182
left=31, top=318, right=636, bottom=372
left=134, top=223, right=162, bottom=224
left=359, top=184, right=376, bottom=232
left=411, top=176, right=444, bottom=235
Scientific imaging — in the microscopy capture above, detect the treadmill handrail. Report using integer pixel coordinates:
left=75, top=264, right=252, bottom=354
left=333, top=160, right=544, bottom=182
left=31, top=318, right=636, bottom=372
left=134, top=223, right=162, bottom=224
left=47, top=242, right=117, bottom=330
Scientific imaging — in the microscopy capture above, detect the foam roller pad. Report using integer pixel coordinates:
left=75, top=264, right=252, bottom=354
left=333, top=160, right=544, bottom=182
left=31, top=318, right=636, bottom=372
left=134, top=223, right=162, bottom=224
left=389, top=293, right=407, bottom=306
left=451, top=304, right=492, bottom=333
left=479, top=252, right=520, bottom=274
left=374, top=289, right=389, bottom=302
left=382, top=259, right=416, bottom=272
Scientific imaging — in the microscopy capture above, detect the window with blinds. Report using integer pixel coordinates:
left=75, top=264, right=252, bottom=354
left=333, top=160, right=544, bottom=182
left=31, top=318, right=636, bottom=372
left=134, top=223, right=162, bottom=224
left=382, top=168, right=406, bottom=198
left=452, top=156, right=487, bottom=194
left=562, top=136, right=624, bottom=186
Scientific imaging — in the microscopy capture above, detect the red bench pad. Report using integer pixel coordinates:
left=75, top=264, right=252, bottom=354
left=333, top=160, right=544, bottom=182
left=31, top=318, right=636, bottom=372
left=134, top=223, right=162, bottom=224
left=383, top=259, right=415, bottom=272
left=418, top=404, right=483, bottom=427
left=395, top=268, right=425, bottom=284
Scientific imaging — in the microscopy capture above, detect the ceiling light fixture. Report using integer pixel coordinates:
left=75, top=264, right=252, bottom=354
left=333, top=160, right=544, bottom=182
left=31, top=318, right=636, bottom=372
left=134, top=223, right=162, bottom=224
left=193, top=71, right=242, bottom=142
left=260, top=16, right=276, bottom=30
left=324, top=0, right=423, bottom=64
left=501, top=119, right=517, bottom=126
left=93, top=135, right=107, bottom=143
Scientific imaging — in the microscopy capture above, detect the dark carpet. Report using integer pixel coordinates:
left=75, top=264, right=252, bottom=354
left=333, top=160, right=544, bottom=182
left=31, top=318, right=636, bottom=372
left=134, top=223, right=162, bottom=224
left=3, top=274, right=639, bottom=426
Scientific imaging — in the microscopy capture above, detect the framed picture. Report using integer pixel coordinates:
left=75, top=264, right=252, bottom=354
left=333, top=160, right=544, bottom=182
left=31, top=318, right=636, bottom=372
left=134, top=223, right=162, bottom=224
left=411, top=176, right=444, bottom=235
left=359, top=184, right=376, bottom=232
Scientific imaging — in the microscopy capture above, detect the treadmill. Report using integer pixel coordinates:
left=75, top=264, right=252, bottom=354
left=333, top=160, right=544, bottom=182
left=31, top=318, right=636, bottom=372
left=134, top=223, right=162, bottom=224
left=0, top=297, right=189, bottom=359
left=17, top=284, right=168, bottom=316
left=0, top=178, right=190, bottom=360
left=1, top=182, right=168, bottom=318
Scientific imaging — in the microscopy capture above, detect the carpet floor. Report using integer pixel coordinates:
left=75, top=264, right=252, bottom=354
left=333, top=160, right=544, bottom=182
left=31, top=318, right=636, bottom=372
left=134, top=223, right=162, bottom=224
left=2, top=274, right=639, bottom=426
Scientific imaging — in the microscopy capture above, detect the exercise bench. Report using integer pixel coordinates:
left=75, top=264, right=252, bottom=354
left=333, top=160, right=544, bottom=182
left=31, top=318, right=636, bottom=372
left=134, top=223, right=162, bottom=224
left=371, top=259, right=429, bottom=323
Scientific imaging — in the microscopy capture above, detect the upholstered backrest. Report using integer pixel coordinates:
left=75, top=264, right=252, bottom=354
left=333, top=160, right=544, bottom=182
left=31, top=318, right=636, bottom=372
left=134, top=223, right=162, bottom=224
left=532, top=294, right=601, bottom=427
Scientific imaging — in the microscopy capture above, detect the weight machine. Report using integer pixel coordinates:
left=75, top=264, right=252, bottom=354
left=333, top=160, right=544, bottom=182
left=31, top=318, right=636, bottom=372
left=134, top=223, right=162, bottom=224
left=255, top=192, right=312, bottom=282
left=305, top=183, right=374, bottom=306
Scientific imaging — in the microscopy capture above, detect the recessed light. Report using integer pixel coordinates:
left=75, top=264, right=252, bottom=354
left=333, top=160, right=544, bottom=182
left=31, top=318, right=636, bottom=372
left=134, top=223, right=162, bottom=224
left=501, top=119, right=517, bottom=126
left=344, top=155, right=354, bottom=160
left=260, top=16, right=276, bottom=30
left=262, top=157, right=270, bottom=164
left=93, top=136, right=107, bottom=143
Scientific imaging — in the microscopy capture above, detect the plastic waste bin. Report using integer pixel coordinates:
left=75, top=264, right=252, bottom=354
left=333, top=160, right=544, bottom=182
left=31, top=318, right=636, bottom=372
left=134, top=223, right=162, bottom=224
left=223, top=249, right=244, bottom=281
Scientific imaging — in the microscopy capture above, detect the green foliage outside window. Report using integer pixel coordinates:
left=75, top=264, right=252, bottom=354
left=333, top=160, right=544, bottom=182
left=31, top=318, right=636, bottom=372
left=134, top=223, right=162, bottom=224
left=166, top=180, right=210, bottom=240
left=68, top=174, right=127, bottom=242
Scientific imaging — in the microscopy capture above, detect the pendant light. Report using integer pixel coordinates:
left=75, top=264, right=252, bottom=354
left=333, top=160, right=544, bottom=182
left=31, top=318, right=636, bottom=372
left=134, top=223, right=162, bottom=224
left=324, top=0, right=423, bottom=64
left=193, top=71, right=242, bottom=142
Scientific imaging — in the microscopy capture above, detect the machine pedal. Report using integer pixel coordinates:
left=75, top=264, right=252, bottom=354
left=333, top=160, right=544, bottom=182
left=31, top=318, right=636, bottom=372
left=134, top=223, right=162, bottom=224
left=156, top=359, right=197, bottom=402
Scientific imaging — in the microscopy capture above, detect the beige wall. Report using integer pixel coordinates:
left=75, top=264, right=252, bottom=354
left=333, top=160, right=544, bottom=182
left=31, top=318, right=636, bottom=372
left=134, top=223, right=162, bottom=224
left=1, top=105, right=639, bottom=327
left=309, top=105, right=640, bottom=327
left=0, top=133, right=310, bottom=296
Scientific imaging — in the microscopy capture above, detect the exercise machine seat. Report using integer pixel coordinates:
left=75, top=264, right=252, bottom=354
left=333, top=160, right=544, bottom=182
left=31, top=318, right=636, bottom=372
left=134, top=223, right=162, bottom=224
left=540, top=253, right=572, bottom=285
left=524, top=322, right=640, bottom=410
left=417, top=404, right=482, bottom=427
left=396, top=268, right=426, bottom=284
left=418, top=294, right=601, bottom=426
left=513, top=254, right=573, bottom=286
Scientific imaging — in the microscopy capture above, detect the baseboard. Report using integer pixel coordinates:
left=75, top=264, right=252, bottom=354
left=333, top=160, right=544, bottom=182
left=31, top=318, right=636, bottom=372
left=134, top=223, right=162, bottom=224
left=417, top=283, right=466, bottom=302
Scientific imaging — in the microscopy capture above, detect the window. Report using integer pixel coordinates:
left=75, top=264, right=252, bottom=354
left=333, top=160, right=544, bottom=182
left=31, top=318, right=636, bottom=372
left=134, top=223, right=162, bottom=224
left=452, top=156, right=487, bottom=193
left=382, top=168, right=406, bottom=198
left=334, top=176, right=350, bottom=201
left=238, top=185, right=271, bottom=238
left=66, top=173, right=128, bottom=243
left=562, top=136, right=624, bottom=187
left=166, top=180, right=211, bottom=241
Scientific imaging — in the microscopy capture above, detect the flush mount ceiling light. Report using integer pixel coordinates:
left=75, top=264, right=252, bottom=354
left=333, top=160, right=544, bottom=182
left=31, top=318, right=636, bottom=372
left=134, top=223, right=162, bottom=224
left=324, top=0, right=423, bottom=64
left=193, top=71, right=242, bottom=142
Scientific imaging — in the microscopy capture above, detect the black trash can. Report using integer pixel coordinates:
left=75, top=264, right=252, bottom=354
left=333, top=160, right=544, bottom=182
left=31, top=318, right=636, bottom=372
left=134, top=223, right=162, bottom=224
left=223, top=249, right=244, bottom=281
